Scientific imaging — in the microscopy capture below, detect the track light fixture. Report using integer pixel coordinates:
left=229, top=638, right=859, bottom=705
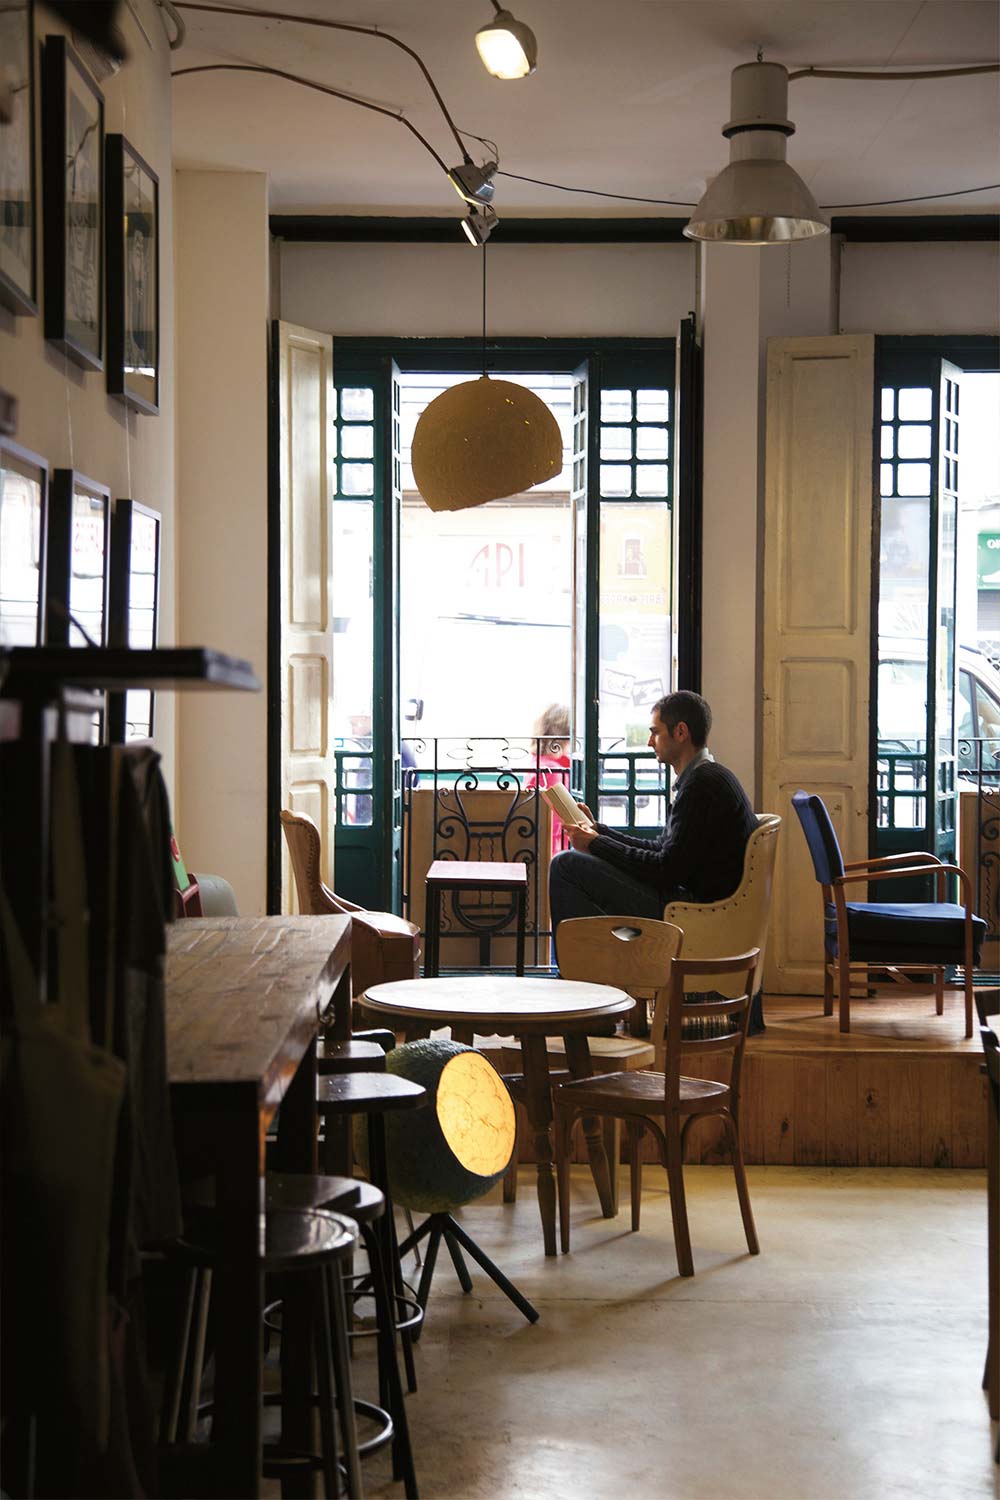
left=475, top=3, right=537, bottom=79
left=684, top=60, right=828, bottom=244
left=449, top=160, right=498, bottom=206
left=461, top=206, right=499, bottom=245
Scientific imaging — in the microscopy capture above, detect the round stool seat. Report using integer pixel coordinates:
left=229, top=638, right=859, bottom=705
left=317, top=1072, right=427, bottom=1115
left=175, top=1207, right=358, bottom=1272
left=318, top=1038, right=386, bottom=1074
left=267, top=1173, right=385, bottom=1225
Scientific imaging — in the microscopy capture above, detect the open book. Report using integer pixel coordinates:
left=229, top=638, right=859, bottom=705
left=540, top=782, right=591, bottom=829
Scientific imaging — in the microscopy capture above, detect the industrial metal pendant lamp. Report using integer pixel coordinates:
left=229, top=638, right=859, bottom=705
left=410, top=244, right=562, bottom=512
left=684, top=60, right=829, bottom=245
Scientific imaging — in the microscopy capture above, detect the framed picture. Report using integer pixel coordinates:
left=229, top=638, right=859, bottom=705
left=108, top=499, right=160, bottom=740
left=41, top=35, right=103, bottom=369
left=106, top=135, right=159, bottom=414
left=0, top=1, right=37, bottom=314
left=45, top=468, right=110, bottom=647
left=0, top=439, right=48, bottom=645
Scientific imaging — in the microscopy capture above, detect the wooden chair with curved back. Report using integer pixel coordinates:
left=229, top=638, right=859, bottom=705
left=280, top=809, right=420, bottom=1002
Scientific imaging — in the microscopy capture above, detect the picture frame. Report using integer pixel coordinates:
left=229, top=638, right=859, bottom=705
left=0, top=1, right=37, bottom=315
left=105, top=135, right=159, bottom=414
left=45, top=468, right=110, bottom=647
left=0, top=439, right=48, bottom=645
left=108, top=499, right=161, bottom=741
left=41, top=34, right=103, bottom=370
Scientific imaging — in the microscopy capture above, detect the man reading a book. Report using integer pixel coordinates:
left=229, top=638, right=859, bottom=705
left=547, top=691, right=756, bottom=936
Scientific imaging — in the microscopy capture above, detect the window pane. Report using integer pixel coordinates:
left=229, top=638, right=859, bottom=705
left=598, top=502, right=670, bottom=750
left=897, top=388, right=932, bottom=421
left=635, top=464, right=669, bottom=497
left=636, top=389, right=669, bottom=423
left=896, top=425, right=931, bottom=459
left=880, top=463, right=894, bottom=496
left=340, top=462, right=374, bottom=496
left=881, top=388, right=895, bottom=420
left=897, top=462, right=931, bottom=496
left=340, top=387, right=374, bottom=421
left=636, top=426, right=669, bottom=460
left=600, top=463, right=632, bottom=497
left=341, top=425, right=374, bottom=458
left=331, top=498, right=374, bottom=753
left=600, top=389, right=632, bottom=423
left=600, top=426, right=632, bottom=460
left=880, top=426, right=894, bottom=459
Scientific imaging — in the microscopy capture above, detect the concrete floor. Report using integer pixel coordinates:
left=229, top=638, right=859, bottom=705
left=357, top=1165, right=998, bottom=1500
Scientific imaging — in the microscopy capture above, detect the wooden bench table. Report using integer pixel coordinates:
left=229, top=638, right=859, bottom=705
left=424, top=859, right=528, bottom=976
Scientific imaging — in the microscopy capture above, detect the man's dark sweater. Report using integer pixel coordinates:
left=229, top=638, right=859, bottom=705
left=589, top=757, right=756, bottom=904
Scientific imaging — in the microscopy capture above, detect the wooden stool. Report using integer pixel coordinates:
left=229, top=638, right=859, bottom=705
left=316, top=1073, right=428, bottom=1394
left=424, top=860, right=528, bottom=977
left=266, top=1174, right=419, bottom=1498
left=162, top=1207, right=363, bottom=1497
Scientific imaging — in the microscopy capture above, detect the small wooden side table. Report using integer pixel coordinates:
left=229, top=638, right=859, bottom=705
left=424, top=859, right=528, bottom=977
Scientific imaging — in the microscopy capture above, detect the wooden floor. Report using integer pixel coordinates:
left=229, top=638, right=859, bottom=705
left=680, top=989, right=988, bottom=1169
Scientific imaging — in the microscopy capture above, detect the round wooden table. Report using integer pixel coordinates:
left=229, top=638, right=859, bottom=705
left=363, top=976, right=635, bottom=1256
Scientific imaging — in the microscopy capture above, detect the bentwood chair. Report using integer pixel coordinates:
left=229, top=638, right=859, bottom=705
left=554, top=949, right=760, bottom=1276
left=663, top=813, right=780, bottom=1035
left=791, top=791, right=986, bottom=1037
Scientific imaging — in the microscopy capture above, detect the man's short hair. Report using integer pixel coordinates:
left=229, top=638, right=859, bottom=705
left=653, top=691, right=712, bottom=748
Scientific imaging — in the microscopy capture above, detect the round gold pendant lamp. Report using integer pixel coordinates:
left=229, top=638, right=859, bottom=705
left=411, top=374, right=563, bottom=512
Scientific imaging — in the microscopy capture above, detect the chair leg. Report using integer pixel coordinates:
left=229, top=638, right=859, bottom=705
left=823, top=955, right=834, bottom=1017
left=935, top=967, right=945, bottom=1016
left=503, top=1109, right=520, bottom=1203
left=663, top=1123, right=694, bottom=1277
left=626, top=1120, right=643, bottom=1232
left=721, top=1111, right=759, bottom=1256
left=555, top=1106, right=573, bottom=1254
left=602, top=1115, right=620, bottom=1217
left=838, top=951, right=852, bottom=1033
left=964, top=965, right=974, bottom=1041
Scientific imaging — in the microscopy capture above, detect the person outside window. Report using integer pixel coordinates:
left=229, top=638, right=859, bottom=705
left=526, top=703, right=572, bottom=858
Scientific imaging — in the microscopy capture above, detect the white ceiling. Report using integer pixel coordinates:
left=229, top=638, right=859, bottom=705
left=166, top=0, right=1000, bottom=219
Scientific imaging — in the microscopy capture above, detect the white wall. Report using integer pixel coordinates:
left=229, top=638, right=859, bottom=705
left=174, top=170, right=270, bottom=913
left=0, top=0, right=177, bottom=794
left=279, top=241, right=697, bottom=337
left=839, top=240, right=999, bottom=335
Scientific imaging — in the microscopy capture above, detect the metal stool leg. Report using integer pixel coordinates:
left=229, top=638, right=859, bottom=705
left=368, top=1111, right=419, bottom=1392
left=360, top=1222, right=419, bottom=1499
left=325, top=1264, right=364, bottom=1500
left=314, top=1268, right=343, bottom=1498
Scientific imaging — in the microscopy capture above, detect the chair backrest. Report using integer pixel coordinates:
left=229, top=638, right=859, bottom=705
left=981, top=1022, right=1000, bottom=1114
left=791, top=791, right=845, bottom=886
left=556, top=917, right=684, bottom=1057
left=280, top=809, right=361, bottom=916
left=661, top=950, right=760, bottom=1106
left=663, top=813, right=780, bottom=996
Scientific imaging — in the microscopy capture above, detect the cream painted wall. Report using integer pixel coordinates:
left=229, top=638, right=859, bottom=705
left=279, top=241, right=697, bottom=337
left=839, top=241, right=999, bottom=335
left=0, top=0, right=177, bottom=794
left=174, top=170, right=270, bottom=913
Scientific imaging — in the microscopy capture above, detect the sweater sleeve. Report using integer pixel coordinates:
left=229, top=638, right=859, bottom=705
left=594, top=823, right=661, bottom=850
left=589, top=777, right=707, bottom=890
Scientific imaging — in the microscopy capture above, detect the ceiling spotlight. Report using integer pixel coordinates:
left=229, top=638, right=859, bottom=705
left=475, top=4, right=537, bottom=80
left=461, top=206, right=498, bottom=246
left=684, top=61, right=829, bottom=245
left=448, top=160, right=498, bottom=206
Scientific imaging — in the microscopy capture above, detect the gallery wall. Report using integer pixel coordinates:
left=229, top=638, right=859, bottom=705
left=0, top=0, right=177, bottom=794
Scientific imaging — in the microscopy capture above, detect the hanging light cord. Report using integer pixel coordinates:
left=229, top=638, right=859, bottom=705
left=787, top=63, right=998, bottom=82
left=481, top=241, right=488, bottom=376
left=496, top=169, right=1000, bottom=210
left=172, top=0, right=474, bottom=163
left=172, top=63, right=452, bottom=174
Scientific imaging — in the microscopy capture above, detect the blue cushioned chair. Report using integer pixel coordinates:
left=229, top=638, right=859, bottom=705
left=791, top=791, right=985, bottom=1037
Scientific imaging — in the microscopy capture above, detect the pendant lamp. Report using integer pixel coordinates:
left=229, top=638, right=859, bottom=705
left=410, top=245, right=562, bottom=512
left=684, top=61, right=829, bottom=245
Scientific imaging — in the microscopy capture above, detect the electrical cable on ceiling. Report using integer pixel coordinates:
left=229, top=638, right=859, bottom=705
left=496, top=170, right=1000, bottom=210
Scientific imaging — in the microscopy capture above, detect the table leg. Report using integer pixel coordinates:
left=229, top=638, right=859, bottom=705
left=519, top=1034, right=557, bottom=1257
left=425, top=887, right=440, bottom=978
left=515, top=887, right=526, bottom=976
left=563, top=1033, right=616, bottom=1219
left=211, top=1110, right=265, bottom=1498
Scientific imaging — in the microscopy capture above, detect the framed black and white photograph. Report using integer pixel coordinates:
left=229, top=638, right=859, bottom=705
left=108, top=499, right=160, bottom=740
left=0, top=1, right=37, bottom=315
left=0, top=439, right=47, bottom=645
left=41, top=34, right=103, bottom=369
left=45, top=468, right=110, bottom=646
left=106, top=135, right=159, bottom=414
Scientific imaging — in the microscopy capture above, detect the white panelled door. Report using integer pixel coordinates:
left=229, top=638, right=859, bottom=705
left=762, top=334, right=875, bottom=993
left=277, top=321, right=337, bottom=911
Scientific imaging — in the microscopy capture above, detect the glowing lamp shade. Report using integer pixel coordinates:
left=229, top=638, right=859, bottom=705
left=475, top=10, right=537, bottom=79
left=378, top=1040, right=516, bottom=1213
left=411, top=376, right=563, bottom=511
